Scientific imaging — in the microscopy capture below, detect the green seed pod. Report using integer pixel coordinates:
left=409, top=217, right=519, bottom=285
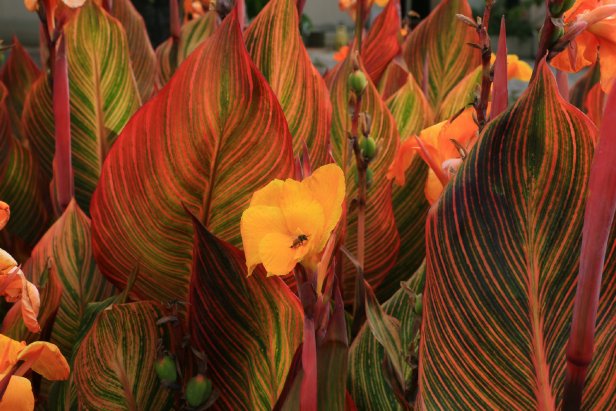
left=414, top=293, right=423, bottom=315
left=155, top=356, right=177, bottom=383
left=549, top=0, right=576, bottom=17
left=186, top=374, right=213, bottom=407
left=549, top=25, right=565, bottom=46
left=366, top=168, right=374, bottom=188
left=360, top=136, right=377, bottom=160
left=347, top=70, right=368, bottom=95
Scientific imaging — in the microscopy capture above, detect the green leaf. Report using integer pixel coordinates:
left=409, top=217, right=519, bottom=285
left=73, top=301, right=178, bottom=410
left=188, top=212, right=303, bottom=410
left=91, top=10, right=294, bottom=303
left=419, top=61, right=615, bottom=409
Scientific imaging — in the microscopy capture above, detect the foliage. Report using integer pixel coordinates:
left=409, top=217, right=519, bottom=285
left=0, top=0, right=614, bottom=409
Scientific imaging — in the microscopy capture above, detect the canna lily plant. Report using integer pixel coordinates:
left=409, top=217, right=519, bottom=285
left=0, top=0, right=614, bottom=409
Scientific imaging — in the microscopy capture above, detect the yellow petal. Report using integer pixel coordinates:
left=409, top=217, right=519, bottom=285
left=240, top=206, right=288, bottom=275
left=249, top=179, right=284, bottom=207
left=302, top=164, right=345, bottom=249
left=425, top=170, right=444, bottom=205
left=0, top=335, right=25, bottom=374
left=0, top=202, right=9, bottom=231
left=0, top=375, right=34, bottom=411
left=17, top=341, right=69, bottom=380
left=279, top=180, right=326, bottom=250
left=258, top=232, right=307, bottom=276
left=23, top=0, right=38, bottom=12
left=0, top=249, right=17, bottom=275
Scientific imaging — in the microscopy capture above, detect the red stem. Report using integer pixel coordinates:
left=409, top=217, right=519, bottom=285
left=170, top=0, right=181, bottom=42
left=476, top=1, right=493, bottom=128
left=53, top=35, right=74, bottom=212
left=562, top=82, right=616, bottom=411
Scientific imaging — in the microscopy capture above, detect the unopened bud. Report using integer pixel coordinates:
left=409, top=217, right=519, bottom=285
left=186, top=374, right=213, bottom=407
left=414, top=293, right=423, bottom=315
left=155, top=356, right=177, bottom=383
left=348, top=70, right=368, bottom=95
left=359, top=136, right=377, bottom=160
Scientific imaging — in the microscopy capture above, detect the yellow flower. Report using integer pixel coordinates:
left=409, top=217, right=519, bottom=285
left=490, top=54, right=533, bottom=81
left=0, top=375, right=34, bottom=411
left=0, top=334, right=70, bottom=379
left=241, top=164, right=345, bottom=276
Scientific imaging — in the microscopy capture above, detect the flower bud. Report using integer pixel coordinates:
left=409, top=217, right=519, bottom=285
left=549, top=25, right=565, bottom=46
left=353, top=167, right=374, bottom=188
left=347, top=70, right=368, bottom=95
left=360, top=136, right=377, bottom=160
left=155, top=356, right=177, bottom=383
left=549, top=0, right=576, bottom=17
left=186, top=374, right=213, bottom=407
left=414, top=293, right=423, bottom=315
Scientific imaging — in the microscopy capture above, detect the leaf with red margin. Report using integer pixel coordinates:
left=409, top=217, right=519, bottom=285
left=245, top=0, right=331, bottom=166
left=91, top=10, right=295, bottom=303
left=327, top=53, right=400, bottom=303
left=24, top=1, right=141, bottom=213
left=377, top=74, right=432, bottom=300
left=107, top=0, right=157, bottom=101
left=377, top=59, right=409, bottom=100
left=436, top=65, right=481, bottom=121
left=418, top=61, right=616, bottom=409
left=155, top=11, right=219, bottom=88
left=0, top=37, right=40, bottom=141
left=73, top=301, right=179, bottom=410
left=402, top=0, right=480, bottom=110
left=188, top=213, right=303, bottom=410
left=0, top=82, right=49, bottom=248
left=362, top=0, right=401, bottom=85
left=21, top=200, right=115, bottom=356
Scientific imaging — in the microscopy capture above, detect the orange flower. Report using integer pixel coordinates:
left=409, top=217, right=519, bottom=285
left=388, top=108, right=478, bottom=204
left=339, top=0, right=389, bottom=19
left=241, top=164, right=345, bottom=276
left=551, top=0, right=616, bottom=92
left=0, top=375, right=34, bottom=411
left=334, top=46, right=350, bottom=63
left=0, top=249, right=41, bottom=333
left=0, top=202, right=8, bottom=231
left=489, top=54, right=533, bottom=81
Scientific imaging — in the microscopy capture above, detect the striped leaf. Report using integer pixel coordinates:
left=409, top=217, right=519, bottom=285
left=188, top=213, right=303, bottom=410
left=402, top=0, right=480, bottom=110
left=349, top=263, right=424, bottom=410
left=26, top=1, right=141, bottom=213
left=22, top=199, right=115, bottom=356
left=327, top=54, right=400, bottom=302
left=419, top=61, right=616, bottom=409
left=245, top=0, right=331, bottom=165
left=0, top=37, right=40, bottom=141
left=91, top=10, right=294, bottom=303
left=436, top=65, right=481, bottom=121
left=377, top=75, right=432, bottom=300
left=377, top=59, right=410, bottom=100
left=0, top=82, right=49, bottom=248
left=570, top=62, right=600, bottom=110
left=107, top=0, right=157, bottom=101
left=73, top=301, right=178, bottom=410
left=363, top=0, right=401, bottom=84
left=155, top=11, right=219, bottom=88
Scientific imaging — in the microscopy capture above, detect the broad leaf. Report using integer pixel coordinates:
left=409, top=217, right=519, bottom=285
left=377, top=74, right=432, bottom=300
left=25, top=1, right=141, bottom=213
left=362, top=0, right=401, bottom=84
left=349, top=264, right=424, bottom=410
left=402, top=0, right=480, bottom=110
left=107, top=0, right=157, bottom=101
left=91, top=10, right=294, bottom=302
left=73, top=301, right=178, bottom=410
left=570, top=62, right=600, bottom=110
left=0, top=37, right=40, bottom=141
left=419, top=61, right=616, bottom=409
left=188, top=214, right=303, bottom=410
left=23, top=199, right=115, bottom=356
left=378, top=59, right=410, bottom=100
left=0, top=82, right=49, bottom=248
left=436, top=66, right=481, bottom=121
left=155, top=11, right=219, bottom=88
left=327, top=53, right=400, bottom=302
left=245, top=0, right=331, bottom=165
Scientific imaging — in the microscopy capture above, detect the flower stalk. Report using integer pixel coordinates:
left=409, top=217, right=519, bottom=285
left=475, top=0, right=493, bottom=128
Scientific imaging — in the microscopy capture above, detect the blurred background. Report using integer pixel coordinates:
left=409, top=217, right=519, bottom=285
left=0, top=0, right=545, bottom=69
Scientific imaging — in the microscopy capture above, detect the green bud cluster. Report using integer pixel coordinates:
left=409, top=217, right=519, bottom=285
left=348, top=70, right=368, bottom=95
left=155, top=356, right=177, bottom=384
left=414, top=293, right=423, bottom=315
left=186, top=374, right=213, bottom=407
left=549, top=0, right=576, bottom=17
left=359, top=136, right=377, bottom=161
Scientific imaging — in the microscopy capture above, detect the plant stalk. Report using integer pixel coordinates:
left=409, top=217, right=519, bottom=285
left=354, top=0, right=365, bottom=52
left=475, top=0, right=494, bottom=128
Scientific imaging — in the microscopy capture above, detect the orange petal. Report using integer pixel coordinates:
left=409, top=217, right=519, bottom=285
left=0, top=203, right=8, bottom=231
left=425, top=170, right=445, bottom=205
left=20, top=282, right=41, bottom=334
left=23, top=0, right=38, bottom=12
left=240, top=206, right=288, bottom=275
left=61, top=0, right=85, bottom=7
left=551, top=31, right=599, bottom=73
left=0, top=375, right=34, bottom=411
left=258, top=232, right=307, bottom=276
left=0, top=250, right=17, bottom=276
left=302, top=164, right=345, bottom=249
left=387, top=138, right=418, bottom=186
left=0, top=335, right=25, bottom=374
left=16, top=341, right=69, bottom=380
left=506, top=55, right=532, bottom=81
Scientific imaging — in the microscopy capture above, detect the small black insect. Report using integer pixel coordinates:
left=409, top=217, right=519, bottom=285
left=290, top=234, right=309, bottom=248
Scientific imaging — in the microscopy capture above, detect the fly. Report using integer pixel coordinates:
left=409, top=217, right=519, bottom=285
left=290, top=234, right=309, bottom=249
